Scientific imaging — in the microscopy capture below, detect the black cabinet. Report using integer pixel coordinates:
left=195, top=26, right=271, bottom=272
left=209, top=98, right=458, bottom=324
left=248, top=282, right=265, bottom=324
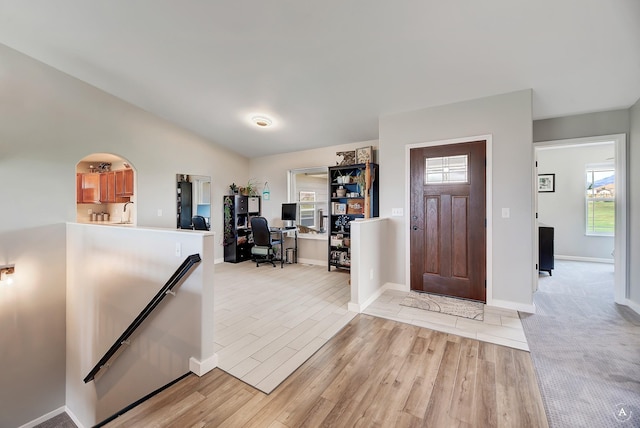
left=223, top=195, right=261, bottom=263
left=177, top=181, right=193, bottom=229
left=328, top=163, right=379, bottom=271
left=539, top=225, right=554, bottom=275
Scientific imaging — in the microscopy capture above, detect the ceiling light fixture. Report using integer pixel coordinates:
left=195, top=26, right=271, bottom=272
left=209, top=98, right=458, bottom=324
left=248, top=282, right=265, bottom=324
left=0, top=265, right=15, bottom=285
left=252, top=116, right=272, bottom=127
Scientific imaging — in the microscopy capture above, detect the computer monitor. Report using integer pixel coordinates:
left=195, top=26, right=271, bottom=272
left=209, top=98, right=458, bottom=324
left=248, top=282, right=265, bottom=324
left=281, top=203, right=297, bottom=226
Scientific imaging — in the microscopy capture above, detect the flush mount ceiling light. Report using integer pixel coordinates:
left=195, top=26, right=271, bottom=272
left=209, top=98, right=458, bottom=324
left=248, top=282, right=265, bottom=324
left=251, top=116, right=273, bottom=127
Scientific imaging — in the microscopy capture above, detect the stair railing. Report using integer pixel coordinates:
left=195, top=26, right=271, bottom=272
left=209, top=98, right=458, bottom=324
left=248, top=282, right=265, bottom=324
left=84, top=253, right=202, bottom=383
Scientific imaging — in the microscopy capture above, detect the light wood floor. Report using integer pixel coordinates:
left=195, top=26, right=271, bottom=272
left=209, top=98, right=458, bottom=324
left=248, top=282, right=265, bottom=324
left=105, top=314, right=548, bottom=427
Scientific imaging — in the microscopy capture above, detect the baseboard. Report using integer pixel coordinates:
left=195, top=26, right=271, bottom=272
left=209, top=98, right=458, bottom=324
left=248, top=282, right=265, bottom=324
left=625, top=299, right=640, bottom=316
left=65, top=406, right=86, bottom=428
left=348, top=282, right=407, bottom=313
left=489, top=298, right=536, bottom=314
left=555, top=255, right=614, bottom=264
left=214, top=257, right=225, bottom=264
left=18, top=407, right=68, bottom=428
left=297, top=258, right=325, bottom=266
left=189, top=353, right=218, bottom=376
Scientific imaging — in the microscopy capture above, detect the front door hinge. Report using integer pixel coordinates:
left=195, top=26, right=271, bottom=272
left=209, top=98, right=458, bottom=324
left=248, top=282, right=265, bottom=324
left=536, top=212, right=538, bottom=219
left=484, top=279, right=487, bottom=288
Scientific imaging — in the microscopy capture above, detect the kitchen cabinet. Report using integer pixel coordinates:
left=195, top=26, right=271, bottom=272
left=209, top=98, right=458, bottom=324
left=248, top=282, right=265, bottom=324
left=100, top=171, right=129, bottom=203
left=328, top=163, right=379, bottom=271
left=115, top=169, right=134, bottom=197
left=78, top=173, right=101, bottom=204
left=223, top=195, right=261, bottom=263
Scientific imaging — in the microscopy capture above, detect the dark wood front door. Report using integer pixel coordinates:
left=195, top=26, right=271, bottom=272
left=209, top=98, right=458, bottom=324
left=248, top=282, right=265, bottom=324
left=410, top=140, right=486, bottom=302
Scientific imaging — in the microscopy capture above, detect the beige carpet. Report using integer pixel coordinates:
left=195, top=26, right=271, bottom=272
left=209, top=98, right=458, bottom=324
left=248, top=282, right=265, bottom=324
left=400, top=291, right=484, bottom=321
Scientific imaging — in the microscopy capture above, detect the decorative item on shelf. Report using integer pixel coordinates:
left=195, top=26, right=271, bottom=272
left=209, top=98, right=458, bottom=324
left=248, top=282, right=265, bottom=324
left=240, top=178, right=259, bottom=196
left=98, top=162, right=112, bottom=172
left=229, top=183, right=239, bottom=195
left=335, top=215, right=350, bottom=232
left=356, top=146, right=373, bottom=164
left=354, top=171, right=366, bottom=196
left=223, top=196, right=234, bottom=244
left=331, top=237, right=343, bottom=247
left=262, top=181, right=270, bottom=200
left=335, top=150, right=356, bottom=166
left=347, top=199, right=364, bottom=215
left=336, top=186, right=347, bottom=197
left=332, top=202, right=347, bottom=215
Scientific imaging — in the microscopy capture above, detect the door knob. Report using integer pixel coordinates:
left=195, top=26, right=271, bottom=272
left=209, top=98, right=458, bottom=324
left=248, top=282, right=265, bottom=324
left=412, top=226, right=418, bottom=230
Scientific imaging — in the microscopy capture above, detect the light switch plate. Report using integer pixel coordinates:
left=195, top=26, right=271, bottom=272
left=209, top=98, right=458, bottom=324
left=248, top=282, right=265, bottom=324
left=391, top=208, right=404, bottom=216
left=502, top=208, right=510, bottom=218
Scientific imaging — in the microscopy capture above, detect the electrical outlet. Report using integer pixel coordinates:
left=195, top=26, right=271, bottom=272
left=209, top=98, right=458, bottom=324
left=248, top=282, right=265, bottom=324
left=157, top=209, right=163, bottom=217
left=175, top=243, right=181, bottom=257
left=502, top=208, right=510, bottom=218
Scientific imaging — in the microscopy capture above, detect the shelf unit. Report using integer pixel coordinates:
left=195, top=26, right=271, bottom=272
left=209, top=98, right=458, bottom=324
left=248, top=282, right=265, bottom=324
left=328, top=163, right=379, bottom=271
left=223, top=195, right=261, bottom=263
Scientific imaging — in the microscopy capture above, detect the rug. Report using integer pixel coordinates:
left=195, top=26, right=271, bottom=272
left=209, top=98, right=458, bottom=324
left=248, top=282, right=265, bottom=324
left=400, top=292, right=484, bottom=320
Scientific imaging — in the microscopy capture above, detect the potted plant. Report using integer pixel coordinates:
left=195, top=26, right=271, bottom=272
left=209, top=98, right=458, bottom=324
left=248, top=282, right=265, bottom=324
left=229, top=183, right=238, bottom=194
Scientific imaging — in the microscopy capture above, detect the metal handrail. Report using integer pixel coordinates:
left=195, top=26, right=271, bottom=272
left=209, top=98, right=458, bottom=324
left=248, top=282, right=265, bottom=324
left=84, top=253, right=202, bottom=383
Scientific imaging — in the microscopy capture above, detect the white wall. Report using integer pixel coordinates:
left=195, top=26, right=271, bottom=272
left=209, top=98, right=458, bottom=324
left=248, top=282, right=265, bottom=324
left=379, top=90, right=535, bottom=310
left=249, top=141, right=378, bottom=265
left=537, top=144, right=615, bottom=260
left=349, top=218, right=389, bottom=312
left=0, top=44, right=246, bottom=427
left=66, top=225, right=215, bottom=427
left=629, top=98, right=640, bottom=308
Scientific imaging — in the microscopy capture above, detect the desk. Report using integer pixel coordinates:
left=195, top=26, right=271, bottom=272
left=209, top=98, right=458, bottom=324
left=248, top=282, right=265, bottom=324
left=270, top=227, right=298, bottom=268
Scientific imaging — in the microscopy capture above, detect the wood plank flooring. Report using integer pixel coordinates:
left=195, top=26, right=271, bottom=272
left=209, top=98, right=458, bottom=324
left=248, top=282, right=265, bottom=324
left=105, top=314, right=548, bottom=427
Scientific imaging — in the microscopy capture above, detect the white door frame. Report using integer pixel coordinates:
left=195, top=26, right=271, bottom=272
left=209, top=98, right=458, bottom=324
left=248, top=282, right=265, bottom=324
left=533, top=134, right=627, bottom=304
left=405, top=134, right=494, bottom=305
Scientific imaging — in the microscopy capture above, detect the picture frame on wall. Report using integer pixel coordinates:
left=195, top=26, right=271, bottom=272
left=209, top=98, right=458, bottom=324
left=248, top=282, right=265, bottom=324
left=355, top=146, right=373, bottom=164
left=538, top=173, right=555, bottom=192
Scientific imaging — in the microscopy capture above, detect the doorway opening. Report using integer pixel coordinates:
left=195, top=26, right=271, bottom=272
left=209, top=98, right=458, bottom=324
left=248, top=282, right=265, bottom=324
left=76, top=153, right=137, bottom=225
left=534, top=134, right=627, bottom=304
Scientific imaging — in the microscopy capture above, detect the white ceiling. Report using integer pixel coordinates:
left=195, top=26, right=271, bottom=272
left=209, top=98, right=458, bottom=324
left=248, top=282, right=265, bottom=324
left=1, top=1, right=639, bottom=158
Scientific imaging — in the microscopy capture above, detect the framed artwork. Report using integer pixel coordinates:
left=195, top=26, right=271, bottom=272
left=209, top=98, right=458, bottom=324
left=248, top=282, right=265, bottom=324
left=538, top=174, right=555, bottom=192
left=336, top=150, right=356, bottom=166
left=332, top=202, right=346, bottom=215
left=356, top=146, right=372, bottom=164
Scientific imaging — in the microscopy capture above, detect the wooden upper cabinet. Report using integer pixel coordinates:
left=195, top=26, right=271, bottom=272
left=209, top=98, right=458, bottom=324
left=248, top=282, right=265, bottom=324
left=81, top=173, right=101, bottom=204
left=77, top=169, right=133, bottom=204
left=77, top=173, right=83, bottom=203
left=99, top=173, right=109, bottom=203
left=115, top=169, right=134, bottom=197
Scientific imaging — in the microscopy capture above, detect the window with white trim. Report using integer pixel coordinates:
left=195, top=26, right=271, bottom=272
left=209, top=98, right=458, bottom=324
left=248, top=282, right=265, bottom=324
left=288, top=167, right=328, bottom=233
left=585, top=164, right=615, bottom=236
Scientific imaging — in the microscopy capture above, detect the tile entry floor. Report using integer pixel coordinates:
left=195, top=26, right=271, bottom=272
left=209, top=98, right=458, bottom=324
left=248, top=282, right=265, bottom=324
left=363, top=289, right=529, bottom=351
left=214, top=263, right=529, bottom=394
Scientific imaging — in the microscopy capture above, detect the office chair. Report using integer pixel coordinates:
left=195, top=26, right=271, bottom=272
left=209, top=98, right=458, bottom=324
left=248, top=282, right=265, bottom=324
left=192, top=215, right=209, bottom=230
left=250, top=216, right=282, bottom=268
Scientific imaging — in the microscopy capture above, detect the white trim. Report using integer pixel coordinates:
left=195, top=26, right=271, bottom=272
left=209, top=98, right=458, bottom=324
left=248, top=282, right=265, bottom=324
left=66, top=407, right=85, bottom=428
left=625, top=299, right=640, bottom=316
left=18, top=406, right=86, bottom=428
left=405, top=135, right=493, bottom=304
left=534, top=133, right=627, bottom=305
left=348, top=282, right=406, bottom=313
left=554, top=255, right=614, bottom=264
left=490, top=299, right=536, bottom=314
left=189, top=354, right=218, bottom=376
left=296, top=258, right=325, bottom=266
